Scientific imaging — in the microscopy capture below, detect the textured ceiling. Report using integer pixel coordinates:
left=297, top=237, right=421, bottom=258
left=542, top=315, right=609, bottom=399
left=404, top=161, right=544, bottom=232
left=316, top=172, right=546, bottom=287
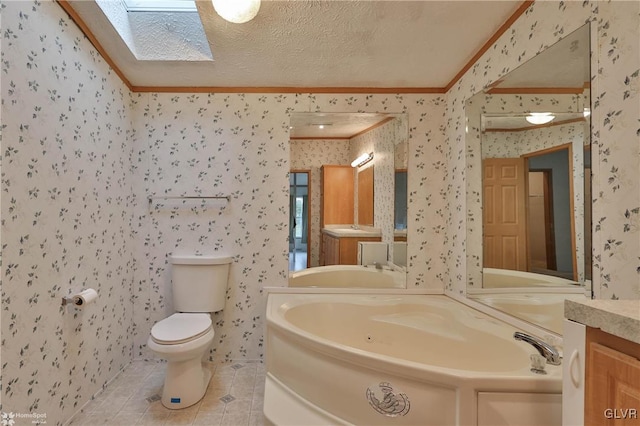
left=67, top=0, right=524, bottom=89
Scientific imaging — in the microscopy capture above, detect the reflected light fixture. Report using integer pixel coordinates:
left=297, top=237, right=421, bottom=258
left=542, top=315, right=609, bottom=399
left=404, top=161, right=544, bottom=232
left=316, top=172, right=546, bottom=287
left=212, top=0, right=260, bottom=24
left=525, top=112, right=555, bottom=125
left=351, top=152, right=374, bottom=168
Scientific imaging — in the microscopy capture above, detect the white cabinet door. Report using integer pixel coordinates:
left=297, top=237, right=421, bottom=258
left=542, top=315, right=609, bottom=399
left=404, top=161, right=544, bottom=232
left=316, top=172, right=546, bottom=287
left=478, top=392, right=561, bottom=426
left=563, top=319, right=586, bottom=426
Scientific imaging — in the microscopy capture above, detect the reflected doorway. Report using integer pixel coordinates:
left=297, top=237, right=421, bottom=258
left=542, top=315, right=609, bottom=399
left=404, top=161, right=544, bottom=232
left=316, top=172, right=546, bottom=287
left=290, top=171, right=311, bottom=271
left=482, top=144, right=575, bottom=279
left=524, top=144, right=575, bottom=280
left=527, top=170, right=557, bottom=271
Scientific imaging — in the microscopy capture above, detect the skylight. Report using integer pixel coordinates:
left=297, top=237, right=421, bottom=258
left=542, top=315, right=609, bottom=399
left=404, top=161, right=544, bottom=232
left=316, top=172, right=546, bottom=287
left=97, top=0, right=212, bottom=61
left=122, top=0, right=197, bottom=12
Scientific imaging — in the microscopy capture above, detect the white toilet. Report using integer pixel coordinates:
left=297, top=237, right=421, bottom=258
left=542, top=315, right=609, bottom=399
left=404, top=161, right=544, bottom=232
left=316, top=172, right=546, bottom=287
left=147, top=255, right=232, bottom=409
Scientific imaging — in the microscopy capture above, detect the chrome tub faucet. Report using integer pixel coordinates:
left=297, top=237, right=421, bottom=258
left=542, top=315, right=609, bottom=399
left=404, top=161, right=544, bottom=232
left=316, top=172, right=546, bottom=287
left=514, top=331, right=561, bottom=365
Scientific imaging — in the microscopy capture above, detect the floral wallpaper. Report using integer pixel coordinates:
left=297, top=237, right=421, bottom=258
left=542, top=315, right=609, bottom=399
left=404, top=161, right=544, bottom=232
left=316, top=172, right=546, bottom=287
left=132, top=94, right=447, bottom=362
left=448, top=0, right=640, bottom=299
left=1, top=1, right=135, bottom=424
left=2, top=0, right=638, bottom=424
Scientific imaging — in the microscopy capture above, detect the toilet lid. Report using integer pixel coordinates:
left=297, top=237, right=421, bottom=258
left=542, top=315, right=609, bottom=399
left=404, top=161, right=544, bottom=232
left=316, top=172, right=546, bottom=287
left=150, top=313, right=212, bottom=344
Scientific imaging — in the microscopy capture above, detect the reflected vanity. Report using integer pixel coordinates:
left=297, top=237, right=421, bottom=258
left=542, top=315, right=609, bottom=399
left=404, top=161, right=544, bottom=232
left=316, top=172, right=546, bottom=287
left=465, top=24, right=592, bottom=334
left=289, top=112, right=408, bottom=288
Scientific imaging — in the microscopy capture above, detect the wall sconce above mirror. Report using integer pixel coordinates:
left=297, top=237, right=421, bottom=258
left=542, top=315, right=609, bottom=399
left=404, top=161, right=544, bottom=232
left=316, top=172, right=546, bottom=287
left=525, top=112, right=555, bottom=125
left=289, top=112, right=408, bottom=289
left=351, top=152, right=374, bottom=168
left=465, top=23, right=592, bottom=335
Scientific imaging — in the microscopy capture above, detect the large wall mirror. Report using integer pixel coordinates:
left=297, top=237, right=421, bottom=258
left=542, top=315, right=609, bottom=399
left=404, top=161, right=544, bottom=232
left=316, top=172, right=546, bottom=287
left=465, top=23, right=592, bottom=334
left=289, top=112, right=408, bottom=288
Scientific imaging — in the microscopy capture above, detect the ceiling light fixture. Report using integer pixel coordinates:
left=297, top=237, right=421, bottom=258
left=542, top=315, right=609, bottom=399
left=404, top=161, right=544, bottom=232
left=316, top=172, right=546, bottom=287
left=313, top=123, right=332, bottom=130
left=351, top=152, right=374, bottom=168
left=525, top=112, right=555, bottom=125
left=212, top=0, right=260, bottom=24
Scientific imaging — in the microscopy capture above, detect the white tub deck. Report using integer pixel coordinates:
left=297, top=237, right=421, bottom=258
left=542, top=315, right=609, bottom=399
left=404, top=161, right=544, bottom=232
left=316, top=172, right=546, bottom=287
left=482, top=267, right=579, bottom=288
left=288, top=265, right=406, bottom=289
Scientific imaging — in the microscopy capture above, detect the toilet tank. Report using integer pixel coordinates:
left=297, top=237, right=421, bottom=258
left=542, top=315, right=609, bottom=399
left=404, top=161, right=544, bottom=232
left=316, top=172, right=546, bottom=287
left=170, top=255, right=232, bottom=313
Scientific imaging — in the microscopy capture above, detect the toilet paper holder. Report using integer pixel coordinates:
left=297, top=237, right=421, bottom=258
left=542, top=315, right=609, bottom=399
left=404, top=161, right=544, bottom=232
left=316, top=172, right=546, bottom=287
left=61, top=296, right=81, bottom=307
left=61, top=288, right=98, bottom=307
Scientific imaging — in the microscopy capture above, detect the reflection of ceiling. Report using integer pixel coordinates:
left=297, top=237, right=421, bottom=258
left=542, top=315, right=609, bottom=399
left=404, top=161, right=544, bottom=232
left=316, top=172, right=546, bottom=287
left=64, top=0, right=523, bottom=89
left=483, top=113, right=586, bottom=131
left=290, top=113, right=391, bottom=139
left=480, top=24, right=591, bottom=131
left=489, top=24, right=590, bottom=90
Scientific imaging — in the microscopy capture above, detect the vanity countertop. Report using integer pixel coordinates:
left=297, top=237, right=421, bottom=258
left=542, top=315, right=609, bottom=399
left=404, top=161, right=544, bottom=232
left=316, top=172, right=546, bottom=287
left=565, top=299, right=640, bottom=344
left=322, top=226, right=382, bottom=238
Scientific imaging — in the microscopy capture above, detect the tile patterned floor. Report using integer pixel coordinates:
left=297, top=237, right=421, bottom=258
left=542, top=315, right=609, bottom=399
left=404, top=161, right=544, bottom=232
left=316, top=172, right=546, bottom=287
left=68, top=360, right=266, bottom=426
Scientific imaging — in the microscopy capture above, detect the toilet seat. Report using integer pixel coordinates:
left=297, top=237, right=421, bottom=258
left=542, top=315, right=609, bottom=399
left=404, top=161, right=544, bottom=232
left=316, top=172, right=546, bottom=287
left=151, top=313, right=212, bottom=345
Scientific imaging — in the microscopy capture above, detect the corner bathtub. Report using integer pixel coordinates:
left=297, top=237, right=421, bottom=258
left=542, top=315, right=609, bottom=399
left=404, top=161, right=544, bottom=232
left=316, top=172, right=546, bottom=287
left=289, top=265, right=405, bottom=289
left=264, top=294, right=561, bottom=426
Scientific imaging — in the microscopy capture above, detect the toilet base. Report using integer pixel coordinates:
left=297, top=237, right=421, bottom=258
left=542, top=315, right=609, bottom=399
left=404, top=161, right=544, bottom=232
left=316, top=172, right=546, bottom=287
left=161, top=358, right=212, bottom=409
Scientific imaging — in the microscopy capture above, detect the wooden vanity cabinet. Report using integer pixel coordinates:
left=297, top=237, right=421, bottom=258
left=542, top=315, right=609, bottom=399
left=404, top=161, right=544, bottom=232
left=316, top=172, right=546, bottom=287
left=319, top=165, right=381, bottom=265
left=585, top=327, right=640, bottom=426
left=357, top=165, right=374, bottom=226
left=321, top=233, right=338, bottom=266
left=321, top=234, right=381, bottom=265
left=320, top=165, right=354, bottom=227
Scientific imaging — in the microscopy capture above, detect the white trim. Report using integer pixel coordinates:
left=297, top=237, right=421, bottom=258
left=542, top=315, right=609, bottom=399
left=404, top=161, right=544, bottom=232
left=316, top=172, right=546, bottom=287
left=562, top=319, right=586, bottom=426
left=122, top=0, right=197, bottom=13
